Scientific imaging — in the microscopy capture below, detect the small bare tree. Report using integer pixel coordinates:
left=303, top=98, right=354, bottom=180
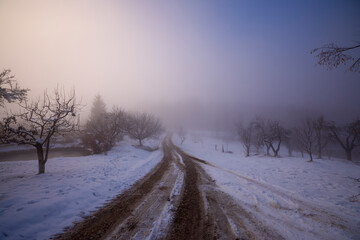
left=251, top=125, right=264, bottom=154
left=311, top=42, right=360, bottom=73
left=252, top=117, right=287, bottom=157
left=82, top=107, right=127, bottom=154
left=237, top=123, right=252, bottom=157
left=177, top=126, right=187, bottom=145
left=251, top=116, right=271, bottom=155
left=328, top=119, right=360, bottom=161
left=295, top=120, right=317, bottom=162
left=283, top=129, right=294, bottom=157
left=1, top=88, right=80, bottom=174
left=0, top=69, right=28, bottom=107
left=268, top=121, right=288, bottom=157
left=127, top=112, right=163, bottom=146
left=313, top=115, right=329, bottom=159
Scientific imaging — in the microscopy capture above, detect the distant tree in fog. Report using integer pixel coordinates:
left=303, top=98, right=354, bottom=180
left=127, top=112, right=163, bottom=146
left=251, top=117, right=271, bottom=155
left=177, top=126, right=187, bottom=145
left=0, top=69, right=28, bottom=107
left=251, top=117, right=287, bottom=157
left=251, top=126, right=264, bottom=154
left=295, top=120, right=317, bottom=162
left=236, top=122, right=252, bottom=157
left=283, top=129, right=295, bottom=157
left=90, top=94, right=107, bottom=121
left=82, top=95, right=107, bottom=153
left=1, top=88, right=80, bottom=174
left=311, top=42, right=360, bottom=73
left=328, top=119, right=360, bottom=161
left=82, top=95, right=126, bottom=154
left=313, top=116, right=329, bottom=159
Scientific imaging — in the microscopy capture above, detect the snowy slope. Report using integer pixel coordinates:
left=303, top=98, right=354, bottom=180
left=0, top=138, right=163, bottom=240
left=174, top=132, right=360, bottom=239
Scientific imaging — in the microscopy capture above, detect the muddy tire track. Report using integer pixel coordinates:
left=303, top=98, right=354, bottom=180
left=55, top=136, right=286, bottom=240
left=166, top=150, right=205, bottom=240
left=169, top=143, right=284, bottom=240
left=54, top=138, right=176, bottom=240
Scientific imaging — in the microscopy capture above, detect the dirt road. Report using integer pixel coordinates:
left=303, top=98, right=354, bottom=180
left=54, top=136, right=283, bottom=240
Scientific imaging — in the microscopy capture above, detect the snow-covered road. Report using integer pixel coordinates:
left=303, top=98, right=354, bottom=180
left=1, top=132, right=359, bottom=239
left=175, top=132, right=360, bottom=239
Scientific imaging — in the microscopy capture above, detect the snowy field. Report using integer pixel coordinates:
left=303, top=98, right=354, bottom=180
left=0, top=138, right=163, bottom=240
left=174, top=131, right=360, bottom=239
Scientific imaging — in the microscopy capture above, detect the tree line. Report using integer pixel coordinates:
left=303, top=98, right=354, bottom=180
left=82, top=94, right=163, bottom=154
left=0, top=69, right=163, bottom=174
left=237, top=116, right=360, bottom=162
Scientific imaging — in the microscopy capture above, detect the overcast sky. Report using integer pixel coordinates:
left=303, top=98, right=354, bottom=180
left=0, top=0, right=359, bottom=128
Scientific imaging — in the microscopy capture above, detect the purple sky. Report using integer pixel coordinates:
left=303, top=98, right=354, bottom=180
left=0, top=0, right=359, bottom=127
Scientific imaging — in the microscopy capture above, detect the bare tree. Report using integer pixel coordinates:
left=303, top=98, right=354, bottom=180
left=283, top=129, right=294, bottom=157
left=127, top=112, right=163, bottom=146
left=328, top=119, right=360, bottom=161
left=177, top=126, right=187, bottom=145
left=82, top=105, right=127, bottom=154
left=295, top=120, right=317, bottom=162
left=252, top=117, right=287, bottom=157
left=313, top=115, right=329, bottom=159
left=1, top=88, right=80, bottom=174
left=268, top=121, right=288, bottom=157
left=237, top=123, right=252, bottom=157
left=251, top=124, right=264, bottom=155
left=311, top=42, right=360, bottom=73
left=251, top=117, right=271, bottom=155
left=0, top=69, right=28, bottom=107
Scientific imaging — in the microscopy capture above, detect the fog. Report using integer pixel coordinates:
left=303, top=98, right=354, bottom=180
left=1, top=0, right=359, bottom=129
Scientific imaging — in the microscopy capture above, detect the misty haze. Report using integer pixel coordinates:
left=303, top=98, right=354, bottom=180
left=0, top=1, right=360, bottom=239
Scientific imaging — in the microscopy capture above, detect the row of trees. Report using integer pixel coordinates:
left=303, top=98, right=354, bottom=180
left=237, top=116, right=360, bottom=162
left=0, top=70, right=163, bottom=174
left=82, top=95, right=163, bottom=154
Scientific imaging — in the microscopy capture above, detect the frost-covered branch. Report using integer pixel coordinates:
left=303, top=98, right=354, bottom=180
left=0, top=69, right=29, bottom=106
left=311, top=43, right=360, bottom=73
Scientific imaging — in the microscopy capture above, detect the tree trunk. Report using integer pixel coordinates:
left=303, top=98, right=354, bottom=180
left=308, top=152, right=313, bottom=162
left=270, top=143, right=280, bottom=157
left=36, top=144, right=45, bottom=174
left=246, top=146, right=250, bottom=157
left=266, top=144, right=270, bottom=156
left=274, top=150, right=279, bottom=157
left=346, top=150, right=352, bottom=161
left=288, top=148, right=292, bottom=157
left=139, top=138, right=143, bottom=146
left=317, top=131, right=322, bottom=159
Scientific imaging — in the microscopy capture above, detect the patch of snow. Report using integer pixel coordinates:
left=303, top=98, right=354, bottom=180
left=147, top=163, right=184, bottom=240
left=174, top=131, right=360, bottom=239
left=0, top=138, right=163, bottom=240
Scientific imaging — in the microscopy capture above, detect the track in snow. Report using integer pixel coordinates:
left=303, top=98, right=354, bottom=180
left=54, top=136, right=290, bottom=240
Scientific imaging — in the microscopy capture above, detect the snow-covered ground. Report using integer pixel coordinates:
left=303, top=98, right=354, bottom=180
left=0, top=137, right=163, bottom=240
left=174, top=131, right=360, bottom=239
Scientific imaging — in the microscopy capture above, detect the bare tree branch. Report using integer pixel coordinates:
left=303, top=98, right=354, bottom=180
left=1, top=87, right=81, bottom=174
left=311, top=43, right=360, bottom=73
left=0, top=69, right=29, bottom=106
